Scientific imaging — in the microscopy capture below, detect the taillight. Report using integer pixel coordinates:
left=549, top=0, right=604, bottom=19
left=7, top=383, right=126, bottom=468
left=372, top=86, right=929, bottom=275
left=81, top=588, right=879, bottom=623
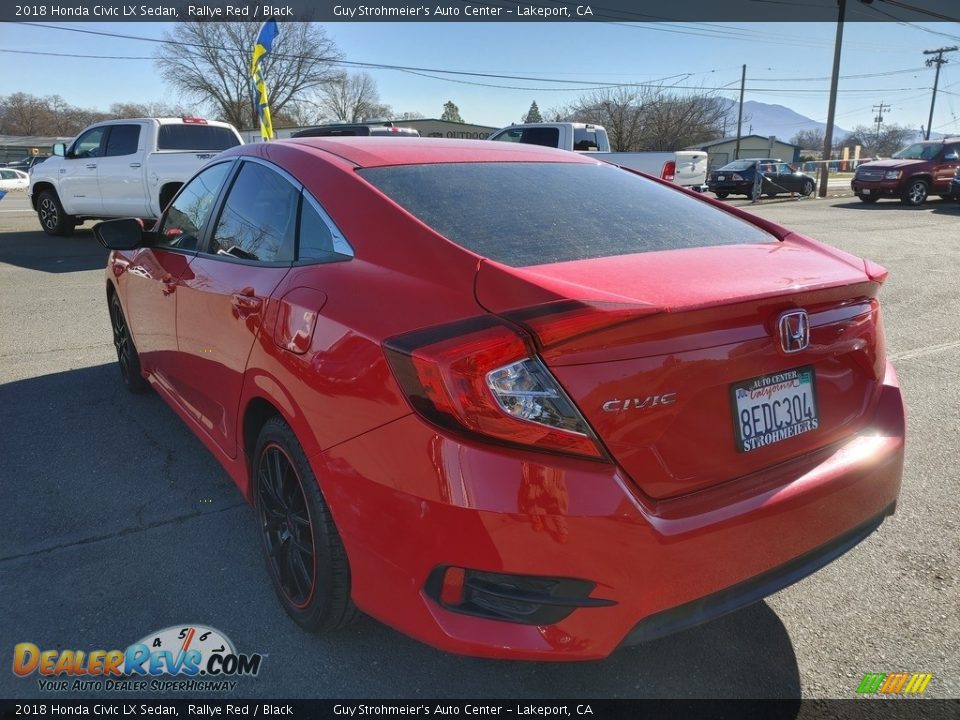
left=661, top=160, right=676, bottom=182
left=383, top=316, right=605, bottom=459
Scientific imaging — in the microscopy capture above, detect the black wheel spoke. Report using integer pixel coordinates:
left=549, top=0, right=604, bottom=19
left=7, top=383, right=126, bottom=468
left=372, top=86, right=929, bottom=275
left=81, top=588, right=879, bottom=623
left=257, top=442, right=317, bottom=607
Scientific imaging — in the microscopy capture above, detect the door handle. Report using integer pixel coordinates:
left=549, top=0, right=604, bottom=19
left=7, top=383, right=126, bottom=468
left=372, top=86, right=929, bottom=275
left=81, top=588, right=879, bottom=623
left=129, top=162, right=141, bottom=168
left=231, top=289, right=263, bottom=317
left=85, top=163, right=97, bottom=169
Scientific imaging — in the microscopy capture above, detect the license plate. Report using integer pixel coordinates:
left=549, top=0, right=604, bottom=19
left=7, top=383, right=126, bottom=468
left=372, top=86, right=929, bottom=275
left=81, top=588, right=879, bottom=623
left=717, top=175, right=725, bottom=180
left=731, top=366, right=819, bottom=453
left=862, top=188, right=871, bottom=195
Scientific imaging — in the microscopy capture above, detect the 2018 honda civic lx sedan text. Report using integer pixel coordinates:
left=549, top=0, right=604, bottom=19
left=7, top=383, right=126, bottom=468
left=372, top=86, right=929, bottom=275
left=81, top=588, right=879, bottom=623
left=96, top=138, right=905, bottom=660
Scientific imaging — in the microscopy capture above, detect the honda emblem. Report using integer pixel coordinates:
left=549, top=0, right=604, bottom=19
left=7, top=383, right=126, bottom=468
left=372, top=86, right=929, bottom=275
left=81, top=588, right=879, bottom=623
left=777, top=310, right=810, bottom=354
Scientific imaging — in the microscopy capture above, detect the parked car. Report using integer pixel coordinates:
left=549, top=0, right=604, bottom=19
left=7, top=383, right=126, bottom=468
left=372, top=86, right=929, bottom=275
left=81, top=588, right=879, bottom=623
left=708, top=159, right=817, bottom=198
left=487, top=122, right=708, bottom=190
left=292, top=121, right=420, bottom=138
left=2, top=156, right=47, bottom=172
left=851, top=137, right=960, bottom=205
left=29, top=117, right=243, bottom=236
left=0, top=168, right=29, bottom=191
left=95, top=138, right=904, bottom=660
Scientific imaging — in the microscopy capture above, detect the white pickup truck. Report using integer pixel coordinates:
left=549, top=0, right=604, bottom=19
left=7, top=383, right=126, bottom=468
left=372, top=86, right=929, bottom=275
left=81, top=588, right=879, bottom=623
left=29, top=117, right=243, bottom=236
left=488, top=122, right=708, bottom=190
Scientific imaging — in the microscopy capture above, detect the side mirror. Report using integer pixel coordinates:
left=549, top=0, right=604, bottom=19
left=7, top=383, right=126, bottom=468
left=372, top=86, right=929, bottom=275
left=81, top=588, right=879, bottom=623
left=944, top=150, right=959, bottom=161
left=52, top=143, right=66, bottom=157
left=94, top=218, right=150, bottom=250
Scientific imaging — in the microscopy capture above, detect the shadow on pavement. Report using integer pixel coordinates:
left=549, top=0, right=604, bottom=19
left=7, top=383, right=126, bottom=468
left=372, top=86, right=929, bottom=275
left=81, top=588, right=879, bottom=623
left=0, top=363, right=801, bottom=701
left=0, top=226, right=107, bottom=273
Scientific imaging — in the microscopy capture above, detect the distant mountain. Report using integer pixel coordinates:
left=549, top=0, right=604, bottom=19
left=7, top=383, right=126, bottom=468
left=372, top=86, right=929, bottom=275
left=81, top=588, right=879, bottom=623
left=719, top=99, right=850, bottom=143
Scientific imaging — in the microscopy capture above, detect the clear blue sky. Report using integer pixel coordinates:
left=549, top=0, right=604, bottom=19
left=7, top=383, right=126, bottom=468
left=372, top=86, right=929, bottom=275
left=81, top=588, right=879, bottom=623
left=3, top=18, right=960, bottom=135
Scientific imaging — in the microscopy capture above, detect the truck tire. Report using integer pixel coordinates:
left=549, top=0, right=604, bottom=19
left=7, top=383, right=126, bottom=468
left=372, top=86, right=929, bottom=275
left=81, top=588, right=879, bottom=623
left=37, top=190, right=77, bottom=236
left=901, top=179, right=928, bottom=206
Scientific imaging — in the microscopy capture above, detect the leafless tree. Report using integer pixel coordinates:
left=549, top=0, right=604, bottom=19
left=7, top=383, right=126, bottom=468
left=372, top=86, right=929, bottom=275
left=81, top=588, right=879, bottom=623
left=154, top=21, right=343, bottom=129
left=567, top=86, right=728, bottom=151
left=315, top=72, right=391, bottom=123
left=791, top=128, right=826, bottom=153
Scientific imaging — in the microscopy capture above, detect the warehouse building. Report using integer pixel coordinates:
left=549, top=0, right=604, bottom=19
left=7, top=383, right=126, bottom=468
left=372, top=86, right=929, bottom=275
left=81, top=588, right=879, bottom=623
left=688, top=135, right=801, bottom=170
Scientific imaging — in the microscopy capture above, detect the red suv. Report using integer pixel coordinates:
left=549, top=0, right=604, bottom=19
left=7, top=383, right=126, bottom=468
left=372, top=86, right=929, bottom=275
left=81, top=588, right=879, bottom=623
left=852, top=137, right=960, bottom=205
left=95, top=139, right=904, bottom=660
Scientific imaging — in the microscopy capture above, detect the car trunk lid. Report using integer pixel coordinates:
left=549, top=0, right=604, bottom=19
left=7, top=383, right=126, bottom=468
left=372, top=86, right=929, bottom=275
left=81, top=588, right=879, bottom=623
left=476, top=236, right=886, bottom=500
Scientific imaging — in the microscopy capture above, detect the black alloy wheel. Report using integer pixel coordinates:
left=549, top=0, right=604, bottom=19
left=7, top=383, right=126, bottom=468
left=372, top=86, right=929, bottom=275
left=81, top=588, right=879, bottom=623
left=110, top=294, right=146, bottom=393
left=253, top=417, right=357, bottom=632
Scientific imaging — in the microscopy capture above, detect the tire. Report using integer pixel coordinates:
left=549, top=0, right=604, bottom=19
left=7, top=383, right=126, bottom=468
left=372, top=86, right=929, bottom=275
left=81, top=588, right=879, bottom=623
left=858, top=195, right=879, bottom=204
left=901, top=179, right=928, bottom=206
left=714, top=192, right=729, bottom=199
left=802, top=180, right=815, bottom=197
left=110, top=294, right=147, bottom=394
left=253, top=417, right=357, bottom=633
left=37, top=190, right=76, bottom=236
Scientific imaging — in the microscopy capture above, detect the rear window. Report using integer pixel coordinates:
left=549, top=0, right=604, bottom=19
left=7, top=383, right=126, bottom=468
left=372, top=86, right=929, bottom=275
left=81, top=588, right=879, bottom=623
left=573, top=128, right=600, bottom=151
left=720, top=160, right=757, bottom=171
left=157, top=124, right=240, bottom=151
left=360, top=162, right=774, bottom=267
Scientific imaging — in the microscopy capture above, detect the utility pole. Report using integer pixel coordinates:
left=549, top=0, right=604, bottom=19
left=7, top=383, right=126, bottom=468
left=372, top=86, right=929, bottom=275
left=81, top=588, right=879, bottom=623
left=734, top=64, right=746, bottom=160
left=819, top=0, right=846, bottom=198
left=872, top=101, right=890, bottom=146
left=923, top=46, right=957, bottom=140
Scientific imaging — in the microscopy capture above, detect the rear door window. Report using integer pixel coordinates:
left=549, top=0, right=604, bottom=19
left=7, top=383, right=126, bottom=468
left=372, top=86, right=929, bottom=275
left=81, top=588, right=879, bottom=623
left=360, top=161, right=775, bottom=267
left=104, top=124, right=141, bottom=157
left=209, top=161, right=298, bottom=263
left=573, top=128, right=599, bottom=151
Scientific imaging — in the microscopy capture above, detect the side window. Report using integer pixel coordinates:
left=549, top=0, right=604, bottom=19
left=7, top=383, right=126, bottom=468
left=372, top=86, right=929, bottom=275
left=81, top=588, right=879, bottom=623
left=490, top=128, right=522, bottom=143
left=298, top=193, right=354, bottom=263
left=70, top=127, right=106, bottom=159
left=155, top=162, right=232, bottom=251
left=778, top=163, right=793, bottom=174
left=104, top=125, right=141, bottom=157
left=210, top=162, right=298, bottom=263
left=944, top=144, right=960, bottom=160
left=0, top=170, right=13, bottom=179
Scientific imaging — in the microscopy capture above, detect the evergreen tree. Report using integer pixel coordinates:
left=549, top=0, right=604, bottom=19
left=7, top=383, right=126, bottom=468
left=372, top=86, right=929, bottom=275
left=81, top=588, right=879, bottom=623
left=524, top=101, right=543, bottom=123
left=441, top=101, right=464, bottom=123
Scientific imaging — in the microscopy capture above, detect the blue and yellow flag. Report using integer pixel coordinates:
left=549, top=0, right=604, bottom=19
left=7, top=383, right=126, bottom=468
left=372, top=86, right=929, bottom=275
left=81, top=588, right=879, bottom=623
left=250, top=19, right=279, bottom=141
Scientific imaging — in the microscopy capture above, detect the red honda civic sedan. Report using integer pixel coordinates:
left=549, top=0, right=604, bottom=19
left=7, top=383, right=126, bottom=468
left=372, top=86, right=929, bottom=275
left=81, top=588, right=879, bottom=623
left=96, top=138, right=905, bottom=660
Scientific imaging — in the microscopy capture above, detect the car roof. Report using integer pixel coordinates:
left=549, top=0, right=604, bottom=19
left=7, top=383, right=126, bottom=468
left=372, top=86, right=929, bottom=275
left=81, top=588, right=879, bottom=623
left=271, top=137, right=595, bottom=168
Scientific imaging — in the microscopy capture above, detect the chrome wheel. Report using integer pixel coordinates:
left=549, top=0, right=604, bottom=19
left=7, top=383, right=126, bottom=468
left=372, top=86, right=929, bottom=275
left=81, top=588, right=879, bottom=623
left=904, top=180, right=928, bottom=206
left=257, top=444, right=316, bottom=609
left=39, top=196, right=58, bottom=231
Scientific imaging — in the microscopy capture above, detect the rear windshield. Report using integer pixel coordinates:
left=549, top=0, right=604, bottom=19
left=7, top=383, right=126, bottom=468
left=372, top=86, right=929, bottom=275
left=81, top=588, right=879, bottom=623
left=720, top=160, right=757, bottom=171
left=360, top=162, right=774, bottom=267
left=157, top=124, right=240, bottom=151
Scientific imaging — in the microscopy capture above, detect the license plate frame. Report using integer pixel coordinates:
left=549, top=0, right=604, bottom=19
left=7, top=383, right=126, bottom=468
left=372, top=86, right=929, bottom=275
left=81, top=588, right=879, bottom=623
left=862, top=188, right=871, bottom=195
left=717, top=175, right=725, bottom=180
left=730, top=366, right=819, bottom=453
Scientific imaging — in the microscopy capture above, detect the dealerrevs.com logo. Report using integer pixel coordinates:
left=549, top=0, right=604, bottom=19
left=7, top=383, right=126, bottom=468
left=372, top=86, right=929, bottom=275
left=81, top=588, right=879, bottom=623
left=13, top=625, right=264, bottom=692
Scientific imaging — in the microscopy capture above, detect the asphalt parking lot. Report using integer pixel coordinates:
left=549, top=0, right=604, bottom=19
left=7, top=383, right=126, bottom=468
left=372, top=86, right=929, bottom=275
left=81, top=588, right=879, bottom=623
left=0, top=188, right=957, bottom=700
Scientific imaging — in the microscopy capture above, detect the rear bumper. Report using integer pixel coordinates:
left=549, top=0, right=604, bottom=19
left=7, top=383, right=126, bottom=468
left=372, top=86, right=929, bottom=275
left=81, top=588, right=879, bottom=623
left=708, top=181, right=752, bottom=195
left=314, top=362, right=905, bottom=660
